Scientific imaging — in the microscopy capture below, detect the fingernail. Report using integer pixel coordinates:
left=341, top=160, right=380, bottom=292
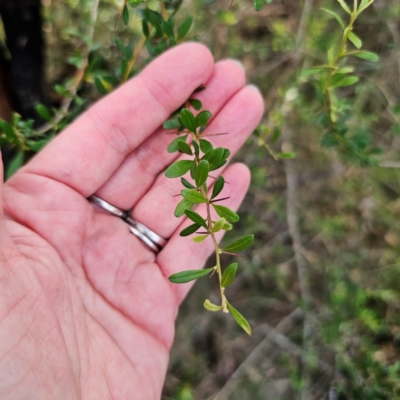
left=247, top=84, right=261, bottom=93
left=231, top=59, right=245, bottom=72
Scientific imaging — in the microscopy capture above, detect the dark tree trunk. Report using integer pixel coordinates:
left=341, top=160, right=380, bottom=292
left=0, top=0, right=45, bottom=175
left=0, top=0, right=44, bottom=120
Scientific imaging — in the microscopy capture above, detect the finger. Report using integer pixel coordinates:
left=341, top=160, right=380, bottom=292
left=95, top=59, right=246, bottom=209
left=15, top=43, right=214, bottom=197
left=131, top=85, right=264, bottom=238
left=158, top=163, right=251, bottom=303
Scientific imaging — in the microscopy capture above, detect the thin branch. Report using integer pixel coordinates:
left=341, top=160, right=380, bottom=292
left=38, top=0, right=100, bottom=134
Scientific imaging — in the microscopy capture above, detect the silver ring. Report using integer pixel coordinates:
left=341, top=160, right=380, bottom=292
left=89, top=196, right=127, bottom=218
left=88, top=195, right=166, bottom=254
left=125, top=216, right=167, bottom=251
left=128, top=225, right=160, bottom=253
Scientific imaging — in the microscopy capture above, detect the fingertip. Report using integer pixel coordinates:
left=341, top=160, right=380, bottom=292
left=141, top=42, right=215, bottom=85
left=214, top=59, right=246, bottom=88
left=222, top=162, right=251, bottom=198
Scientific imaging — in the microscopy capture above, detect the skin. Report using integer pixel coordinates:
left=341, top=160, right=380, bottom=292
left=0, top=43, right=263, bottom=399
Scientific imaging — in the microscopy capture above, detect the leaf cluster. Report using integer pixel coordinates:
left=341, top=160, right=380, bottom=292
left=298, top=0, right=380, bottom=165
left=164, top=103, right=254, bottom=335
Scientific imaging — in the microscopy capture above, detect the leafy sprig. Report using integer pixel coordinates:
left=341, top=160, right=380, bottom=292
left=164, top=96, right=253, bottom=335
left=299, top=0, right=380, bottom=165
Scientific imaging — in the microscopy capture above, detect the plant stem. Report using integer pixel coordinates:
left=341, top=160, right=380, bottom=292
left=194, top=134, right=228, bottom=313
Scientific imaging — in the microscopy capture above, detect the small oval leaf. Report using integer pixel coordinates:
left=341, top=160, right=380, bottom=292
left=348, top=31, right=362, bottom=49
left=167, top=135, right=188, bottom=153
left=181, top=189, right=207, bottom=203
left=212, top=218, right=226, bottom=233
left=180, top=223, right=201, bottom=236
left=169, top=267, right=214, bottom=284
left=195, top=160, right=209, bottom=187
left=180, top=108, right=197, bottom=133
left=181, top=177, right=195, bottom=189
left=223, top=235, right=254, bottom=253
left=174, top=198, right=193, bottom=217
left=196, top=110, right=212, bottom=128
left=192, top=235, right=209, bottom=243
left=165, top=160, right=193, bottom=178
left=227, top=301, right=251, bottom=335
left=163, top=119, right=181, bottom=130
left=353, top=51, right=379, bottom=62
left=211, top=176, right=225, bottom=199
left=221, top=263, right=238, bottom=287
left=204, top=299, right=222, bottom=312
left=177, top=141, right=193, bottom=155
left=199, top=139, right=214, bottom=154
left=212, top=204, right=239, bottom=223
left=185, top=209, right=208, bottom=229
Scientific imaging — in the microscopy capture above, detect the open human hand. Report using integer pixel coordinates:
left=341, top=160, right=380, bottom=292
left=0, top=43, right=263, bottom=399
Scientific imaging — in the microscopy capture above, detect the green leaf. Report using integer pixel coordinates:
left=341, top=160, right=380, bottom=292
left=189, top=99, right=202, bottom=110
left=192, top=140, right=199, bottom=157
left=167, top=135, right=188, bottom=153
left=196, top=111, right=212, bottom=128
left=211, top=176, right=225, bottom=199
left=212, top=204, right=239, bottom=223
left=337, top=66, right=355, bottom=74
left=223, top=221, right=233, bottom=230
left=337, top=0, right=351, bottom=14
left=180, top=108, right=197, bottom=133
left=115, top=38, right=133, bottom=59
left=348, top=31, right=362, bottom=49
left=253, top=0, right=264, bottom=11
left=180, top=223, right=201, bottom=236
left=212, top=218, right=226, bottom=233
left=27, top=138, right=51, bottom=152
left=195, top=160, right=209, bottom=187
left=224, top=235, right=254, bottom=253
left=271, top=126, right=281, bottom=143
left=204, top=299, right=222, bottom=312
left=321, top=8, right=345, bottom=29
left=6, top=150, right=24, bottom=178
left=177, top=141, right=193, bottom=155
left=331, top=76, right=359, bottom=88
left=277, top=152, right=296, bottom=159
left=352, top=51, right=379, bottom=62
left=0, top=120, right=18, bottom=144
left=175, top=198, right=193, bottom=217
left=192, top=235, right=208, bottom=243
left=199, top=139, right=213, bottom=154
left=177, top=16, right=193, bottom=40
left=190, top=162, right=197, bottom=180
left=161, top=20, right=174, bottom=39
left=221, top=263, right=238, bottom=287
left=165, top=160, right=193, bottom=178
left=95, top=77, right=108, bottom=95
left=36, top=104, right=52, bottom=121
left=54, top=84, right=71, bottom=97
left=163, top=119, right=181, bottom=130
left=142, top=19, right=150, bottom=38
left=169, top=267, right=214, bottom=284
left=148, top=10, right=162, bottom=32
left=206, top=147, right=226, bottom=171
left=181, top=177, right=195, bottom=189
left=227, top=301, right=251, bottom=335
left=185, top=209, right=208, bottom=229
left=358, top=0, right=373, bottom=14
left=299, top=67, right=326, bottom=78
left=181, top=189, right=207, bottom=203
left=123, top=5, right=129, bottom=25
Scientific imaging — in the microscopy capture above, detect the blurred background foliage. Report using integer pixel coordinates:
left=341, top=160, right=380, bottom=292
left=1, top=0, right=400, bottom=398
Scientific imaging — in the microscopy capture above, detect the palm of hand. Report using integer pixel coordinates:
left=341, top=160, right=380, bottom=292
left=0, top=44, right=263, bottom=399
